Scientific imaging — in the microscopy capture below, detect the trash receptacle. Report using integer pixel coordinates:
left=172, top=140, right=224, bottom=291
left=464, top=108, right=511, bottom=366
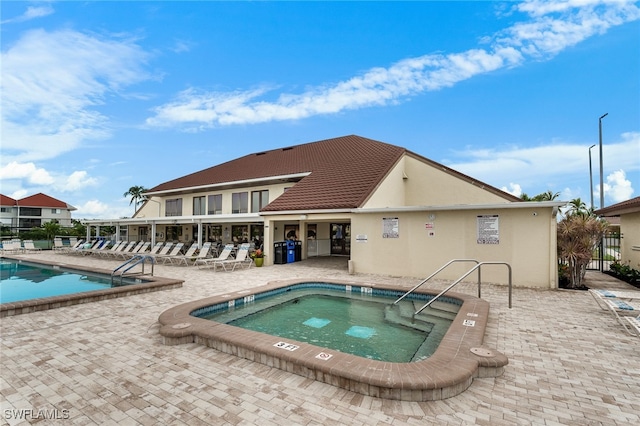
left=286, top=240, right=296, bottom=263
left=294, top=240, right=302, bottom=262
left=274, top=241, right=286, bottom=264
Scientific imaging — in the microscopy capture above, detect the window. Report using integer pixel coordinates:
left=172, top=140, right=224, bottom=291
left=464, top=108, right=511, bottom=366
left=20, top=207, right=41, bottom=216
left=51, top=209, right=61, bottom=214
left=193, top=196, right=206, bottom=215
left=165, top=198, right=183, bottom=217
left=251, top=190, right=269, bottom=213
left=207, top=194, right=222, bottom=215
left=0, top=207, right=10, bottom=213
left=231, top=192, right=248, bottom=214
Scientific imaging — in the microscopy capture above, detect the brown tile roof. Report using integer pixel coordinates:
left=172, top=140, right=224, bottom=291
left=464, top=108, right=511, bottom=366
left=0, top=194, right=17, bottom=206
left=594, top=196, right=640, bottom=216
left=147, top=135, right=519, bottom=211
left=17, top=193, right=75, bottom=210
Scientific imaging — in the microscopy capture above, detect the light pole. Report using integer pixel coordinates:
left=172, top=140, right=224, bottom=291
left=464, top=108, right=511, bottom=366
left=588, top=144, right=596, bottom=210
left=598, top=113, right=608, bottom=209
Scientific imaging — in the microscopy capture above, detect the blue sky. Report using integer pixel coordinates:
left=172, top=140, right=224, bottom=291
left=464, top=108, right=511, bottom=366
left=1, top=0, right=639, bottom=219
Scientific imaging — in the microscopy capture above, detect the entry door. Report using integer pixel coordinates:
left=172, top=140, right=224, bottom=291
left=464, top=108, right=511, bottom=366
left=330, top=223, right=350, bottom=256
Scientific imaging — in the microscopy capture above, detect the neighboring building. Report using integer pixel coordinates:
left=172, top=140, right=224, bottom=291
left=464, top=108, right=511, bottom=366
left=595, top=196, right=640, bottom=271
left=0, top=193, right=76, bottom=232
left=84, top=135, right=565, bottom=288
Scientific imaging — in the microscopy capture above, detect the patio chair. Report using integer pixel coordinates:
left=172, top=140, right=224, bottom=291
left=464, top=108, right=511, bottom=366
left=154, top=243, right=185, bottom=264
left=52, top=238, right=65, bottom=251
left=112, top=241, right=138, bottom=259
left=195, top=244, right=234, bottom=269
left=169, top=242, right=213, bottom=266
left=23, top=240, right=42, bottom=253
left=167, top=242, right=200, bottom=266
left=600, top=298, right=640, bottom=336
left=123, top=241, right=151, bottom=259
left=589, top=289, right=640, bottom=310
left=147, top=242, right=164, bottom=256
left=624, top=316, right=640, bottom=337
left=99, top=241, right=124, bottom=257
left=147, top=242, right=173, bottom=261
left=71, top=239, right=102, bottom=255
left=213, top=243, right=252, bottom=272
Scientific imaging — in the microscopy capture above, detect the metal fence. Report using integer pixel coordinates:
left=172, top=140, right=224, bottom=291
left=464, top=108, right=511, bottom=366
left=587, top=232, right=621, bottom=272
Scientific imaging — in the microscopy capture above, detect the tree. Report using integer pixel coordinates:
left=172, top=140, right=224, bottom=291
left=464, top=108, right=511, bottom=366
left=41, top=220, right=61, bottom=245
left=521, top=190, right=560, bottom=202
left=557, top=209, right=608, bottom=288
left=123, top=186, right=148, bottom=214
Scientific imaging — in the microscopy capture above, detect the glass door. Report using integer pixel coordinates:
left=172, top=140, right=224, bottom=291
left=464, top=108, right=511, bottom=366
left=330, top=223, right=350, bottom=256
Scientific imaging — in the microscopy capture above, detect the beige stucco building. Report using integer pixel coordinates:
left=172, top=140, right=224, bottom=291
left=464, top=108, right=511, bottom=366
left=0, top=193, right=76, bottom=233
left=84, top=135, right=564, bottom=288
left=596, top=196, right=640, bottom=271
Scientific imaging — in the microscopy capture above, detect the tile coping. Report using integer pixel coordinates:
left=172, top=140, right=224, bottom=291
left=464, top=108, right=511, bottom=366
left=158, top=278, right=507, bottom=401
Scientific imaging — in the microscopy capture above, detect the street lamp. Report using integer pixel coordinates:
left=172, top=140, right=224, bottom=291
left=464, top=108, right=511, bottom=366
left=598, top=113, right=608, bottom=209
left=588, top=144, right=596, bottom=210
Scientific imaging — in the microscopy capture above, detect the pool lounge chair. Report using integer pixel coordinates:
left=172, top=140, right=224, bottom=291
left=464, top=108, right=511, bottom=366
left=116, top=241, right=146, bottom=260
left=169, top=242, right=213, bottom=266
left=99, top=241, right=124, bottom=257
left=624, top=316, right=640, bottom=337
left=154, top=243, right=185, bottom=264
left=195, top=244, right=234, bottom=269
left=589, top=289, right=640, bottom=310
left=147, top=242, right=174, bottom=261
left=111, top=241, right=137, bottom=259
left=70, top=240, right=102, bottom=255
left=23, top=240, right=42, bottom=253
left=213, top=243, right=252, bottom=272
left=600, top=298, right=640, bottom=336
left=122, top=241, right=151, bottom=259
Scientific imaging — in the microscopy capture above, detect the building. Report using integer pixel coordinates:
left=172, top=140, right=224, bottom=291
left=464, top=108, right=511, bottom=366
left=0, top=193, right=76, bottom=233
left=84, top=135, right=565, bottom=288
left=595, top=196, right=640, bottom=271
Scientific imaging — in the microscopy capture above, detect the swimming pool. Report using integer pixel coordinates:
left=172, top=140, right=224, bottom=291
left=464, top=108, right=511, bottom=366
left=0, top=257, right=183, bottom=317
left=197, top=286, right=455, bottom=363
left=159, top=278, right=508, bottom=401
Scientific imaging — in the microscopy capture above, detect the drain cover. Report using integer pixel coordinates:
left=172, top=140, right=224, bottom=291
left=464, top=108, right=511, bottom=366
left=172, top=323, right=192, bottom=329
left=470, top=347, right=494, bottom=357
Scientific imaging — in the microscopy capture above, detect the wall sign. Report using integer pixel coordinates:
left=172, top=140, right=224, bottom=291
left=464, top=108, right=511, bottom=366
left=477, top=215, right=499, bottom=244
left=382, top=217, right=399, bottom=238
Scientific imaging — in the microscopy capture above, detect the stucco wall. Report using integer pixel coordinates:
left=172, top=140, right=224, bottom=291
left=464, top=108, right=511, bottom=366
left=350, top=206, right=558, bottom=288
left=621, top=212, right=640, bottom=270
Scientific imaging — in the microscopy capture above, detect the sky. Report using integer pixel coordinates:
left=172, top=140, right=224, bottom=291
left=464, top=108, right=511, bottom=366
left=1, top=0, right=639, bottom=220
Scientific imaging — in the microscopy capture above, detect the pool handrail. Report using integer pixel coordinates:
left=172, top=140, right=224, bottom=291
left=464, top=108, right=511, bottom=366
left=414, top=261, right=513, bottom=314
left=111, top=255, right=155, bottom=285
left=393, top=259, right=480, bottom=305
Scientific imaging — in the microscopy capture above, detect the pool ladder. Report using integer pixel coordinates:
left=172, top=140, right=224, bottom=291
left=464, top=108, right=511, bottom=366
left=111, top=255, right=155, bottom=286
left=393, top=259, right=513, bottom=314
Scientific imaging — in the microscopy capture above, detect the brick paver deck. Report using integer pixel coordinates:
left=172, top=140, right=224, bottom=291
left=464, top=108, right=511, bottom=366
left=1, top=253, right=639, bottom=425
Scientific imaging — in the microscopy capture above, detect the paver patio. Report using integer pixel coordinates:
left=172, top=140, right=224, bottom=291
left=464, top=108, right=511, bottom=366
left=1, top=252, right=639, bottom=425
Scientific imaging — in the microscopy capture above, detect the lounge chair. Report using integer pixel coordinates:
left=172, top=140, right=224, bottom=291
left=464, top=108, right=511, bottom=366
left=147, top=242, right=165, bottom=256
left=589, top=289, right=640, bottom=310
left=624, top=316, right=640, bottom=337
left=167, top=242, right=200, bottom=266
left=123, top=241, right=151, bottom=259
left=112, top=241, right=138, bottom=259
left=195, top=244, right=234, bottom=269
left=599, top=298, right=640, bottom=336
left=52, top=238, right=65, bottom=251
left=213, top=243, right=252, bottom=272
left=154, top=243, right=185, bottom=264
left=168, top=242, right=212, bottom=266
left=1, top=240, right=23, bottom=254
left=98, top=241, right=123, bottom=257
left=70, top=240, right=102, bottom=255
left=23, top=240, right=42, bottom=253
left=147, top=242, right=174, bottom=261
left=82, top=240, right=113, bottom=256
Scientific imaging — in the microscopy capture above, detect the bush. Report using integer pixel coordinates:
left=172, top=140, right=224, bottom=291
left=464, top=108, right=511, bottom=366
left=608, top=261, right=640, bottom=286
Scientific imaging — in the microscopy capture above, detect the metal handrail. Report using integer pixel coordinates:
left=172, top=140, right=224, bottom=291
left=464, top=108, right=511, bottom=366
left=393, top=259, right=480, bottom=305
left=414, top=261, right=512, bottom=315
left=111, top=255, right=155, bottom=285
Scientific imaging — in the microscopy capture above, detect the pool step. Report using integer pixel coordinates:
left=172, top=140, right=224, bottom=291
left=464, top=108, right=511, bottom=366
left=413, top=301, right=458, bottom=321
left=383, top=304, right=434, bottom=333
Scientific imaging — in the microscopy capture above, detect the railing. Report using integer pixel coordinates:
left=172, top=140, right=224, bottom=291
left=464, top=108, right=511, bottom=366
left=111, top=255, right=155, bottom=286
left=393, top=259, right=481, bottom=305
left=413, top=262, right=513, bottom=315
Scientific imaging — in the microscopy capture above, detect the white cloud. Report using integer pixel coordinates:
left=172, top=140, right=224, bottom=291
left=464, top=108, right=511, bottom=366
left=57, top=171, right=98, bottom=192
left=1, top=29, right=152, bottom=163
left=1, top=5, right=54, bottom=24
left=501, top=183, right=523, bottom=197
left=0, top=161, right=99, bottom=194
left=447, top=132, right=639, bottom=200
left=73, top=199, right=132, bottom=220
left=0, top=161, right=54, bottom=185
left=146, top=0, right=640, bottom=129
left=601, top=170, right=634, bottom=203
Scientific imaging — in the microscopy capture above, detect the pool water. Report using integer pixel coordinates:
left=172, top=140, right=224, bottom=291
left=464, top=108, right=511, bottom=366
left=198, top=288, right=455, bottom=362
left=0, top=260, right=138, bottom=303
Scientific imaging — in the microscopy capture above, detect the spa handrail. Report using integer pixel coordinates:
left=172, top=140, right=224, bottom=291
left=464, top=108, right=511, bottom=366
left=414, top=261, right=513, bottom=315
left=393, top=259, right=480, bottom=305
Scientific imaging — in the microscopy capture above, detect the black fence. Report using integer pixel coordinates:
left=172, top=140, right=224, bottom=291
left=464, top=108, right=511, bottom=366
left=587, top=232, right=621, bottom=272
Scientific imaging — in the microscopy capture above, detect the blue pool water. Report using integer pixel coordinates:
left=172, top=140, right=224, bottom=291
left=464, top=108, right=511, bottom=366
left=197, top=286, right=456, bottom=362
left=0, top=260, right=139, bottom=303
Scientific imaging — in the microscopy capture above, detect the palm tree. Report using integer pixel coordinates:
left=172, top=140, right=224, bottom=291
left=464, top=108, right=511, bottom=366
left=123, top=186, right=148, bottom=214
left=521, top=190, right=560, bottom=202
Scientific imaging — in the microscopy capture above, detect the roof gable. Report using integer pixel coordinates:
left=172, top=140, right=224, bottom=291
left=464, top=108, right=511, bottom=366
left=18, top=193, right=74, bottom=209
left=0, top=194, right=17, bottom=206
left=595, top=196, right=640, bottom=216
